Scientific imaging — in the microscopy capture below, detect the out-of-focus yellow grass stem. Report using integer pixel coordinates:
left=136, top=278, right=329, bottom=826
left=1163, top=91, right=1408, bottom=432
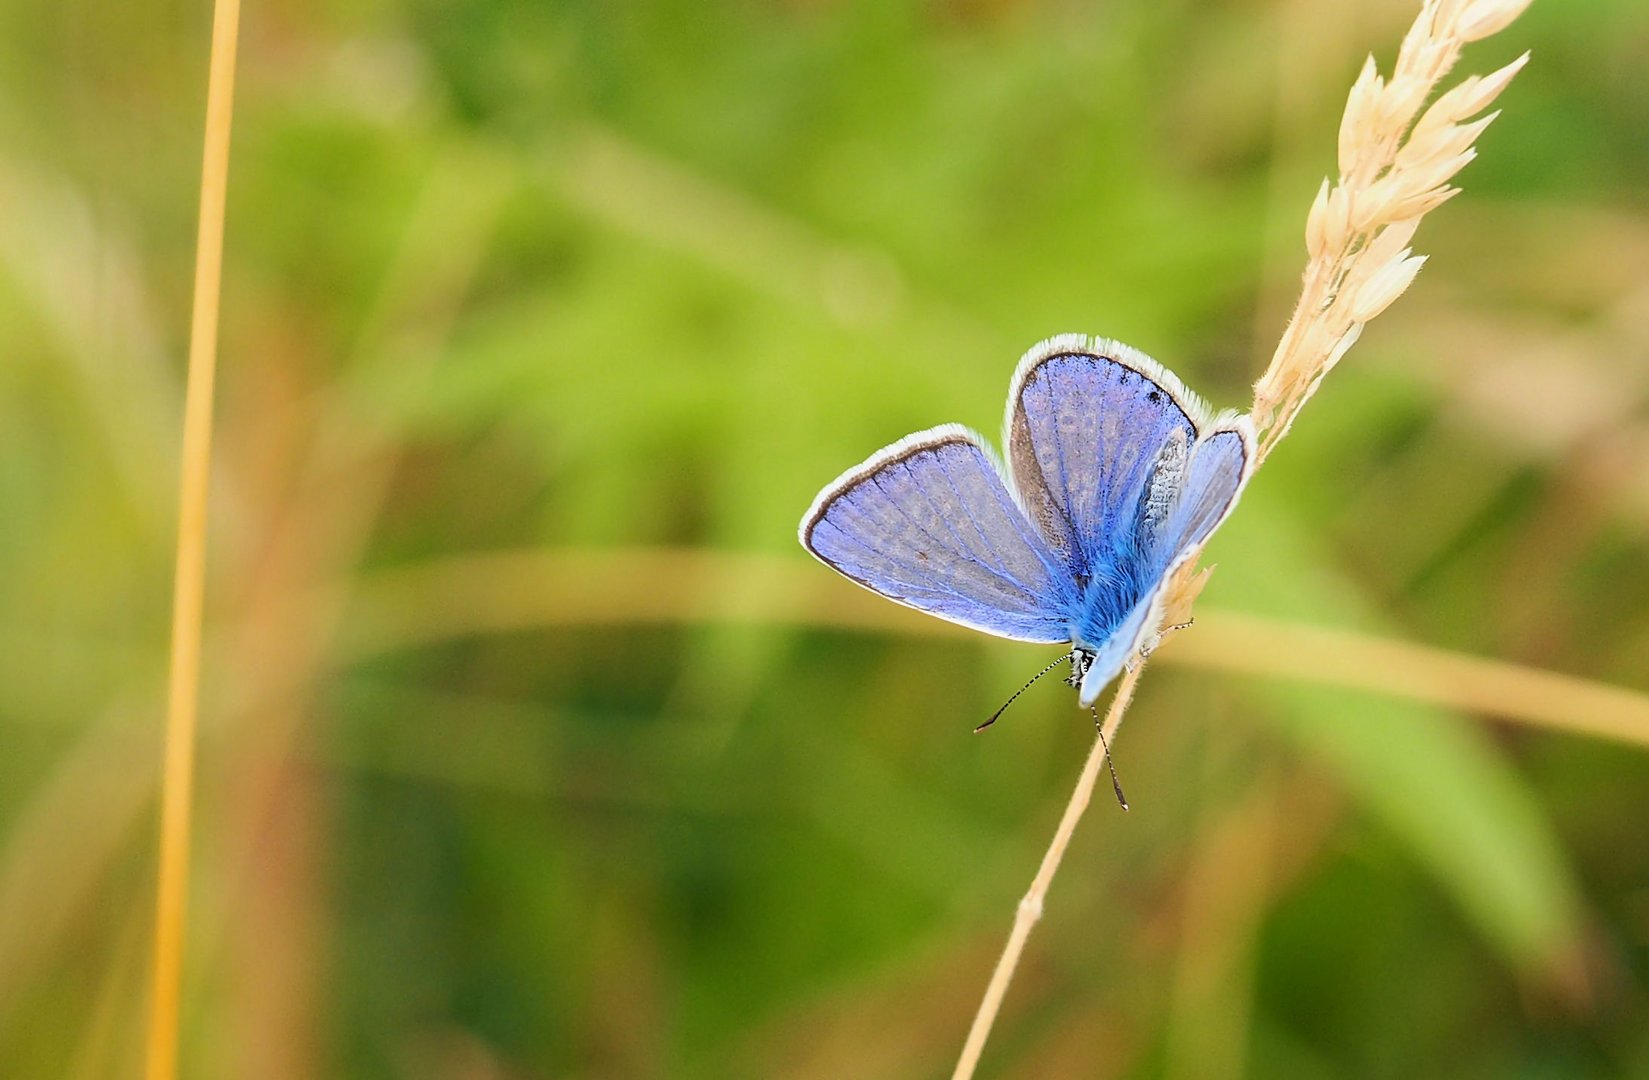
left=341, top=548, right=1649, bottom=752
left=146, top=0, right=241, bottom=1076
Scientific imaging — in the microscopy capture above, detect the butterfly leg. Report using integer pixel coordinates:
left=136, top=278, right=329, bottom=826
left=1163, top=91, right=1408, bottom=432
left=1133, top=617, right=1196, bottom=668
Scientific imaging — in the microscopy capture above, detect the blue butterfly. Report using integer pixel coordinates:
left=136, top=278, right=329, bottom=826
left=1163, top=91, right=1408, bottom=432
left=799, top=335, right=1254, bottom=710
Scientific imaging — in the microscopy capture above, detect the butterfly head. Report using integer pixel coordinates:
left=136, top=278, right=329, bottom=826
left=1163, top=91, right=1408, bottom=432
left=1064, top=648, right=1095, bottom=692
left=1067, top=625, right=1145, bottom=707
left=1068, top=646, right=1119, bottom=707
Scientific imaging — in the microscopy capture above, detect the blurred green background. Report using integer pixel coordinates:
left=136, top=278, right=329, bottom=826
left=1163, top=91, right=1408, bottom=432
left=4, top=0, right=1649, bottom=1076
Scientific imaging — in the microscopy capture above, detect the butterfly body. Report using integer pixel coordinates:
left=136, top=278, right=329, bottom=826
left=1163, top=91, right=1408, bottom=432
left=801, top=335, right=1253, bottom=707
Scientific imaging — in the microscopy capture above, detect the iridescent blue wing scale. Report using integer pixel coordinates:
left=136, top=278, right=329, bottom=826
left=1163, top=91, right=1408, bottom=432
left=800, top=424, right=1074, bottom=643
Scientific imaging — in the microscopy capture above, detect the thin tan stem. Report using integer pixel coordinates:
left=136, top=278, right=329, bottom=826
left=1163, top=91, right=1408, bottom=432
left=145, top=0, right=241, bottom=1076
left=951, top=663, right=1145, bottom=1080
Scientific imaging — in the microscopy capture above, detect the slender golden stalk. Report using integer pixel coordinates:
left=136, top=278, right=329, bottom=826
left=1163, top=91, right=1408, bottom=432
left=146, top=0, right=242, bottom=1076
left=951, top=663, right=1144, bottom=1080
left=953, top=0, right=1533, bottom=1074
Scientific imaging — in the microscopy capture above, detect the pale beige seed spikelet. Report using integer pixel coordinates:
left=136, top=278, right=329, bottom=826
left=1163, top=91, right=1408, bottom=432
left=1306, top=181, right=1362, bottom=264
left=1338, top=56, right=1383, bottom=175
left=1362, top=217, right=1422, bottom=271
left=1321, top=186, right=1355, bottom=256
left=1398, top=148, right=1478, bottom=200
left=1398, top=112, right=1498, bottom=170
left=1393, top=13, right=1434, bottom=79
left=1377, top=71, right=1432, bottom=134
left=1420, top=51, right=1529, bottom=129
left=1348, top=252, right=1428, bottom=323
left=1458, top=0, right=1536, bottom=42
left=1463, top=51, right=1531, bottom=113
left=1351, top=176, right=1402, bottom=231
left=1305, top=179, right=1333, bottom=259
left=1332, top=221, right=1419, bottom=312
left=1389, top=183, right=1461, bottom=220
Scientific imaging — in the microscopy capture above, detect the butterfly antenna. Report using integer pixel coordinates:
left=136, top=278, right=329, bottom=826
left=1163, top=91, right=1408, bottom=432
left=1090, top=704, right=1130, bottom=811
left=974, top=654, right=1069, bottom=734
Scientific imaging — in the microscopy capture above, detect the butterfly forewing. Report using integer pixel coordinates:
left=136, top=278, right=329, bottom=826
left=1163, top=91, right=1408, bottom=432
left=800, top=425, right=1073, bottom=643
left=1006, top=343, right=1201, bottom=572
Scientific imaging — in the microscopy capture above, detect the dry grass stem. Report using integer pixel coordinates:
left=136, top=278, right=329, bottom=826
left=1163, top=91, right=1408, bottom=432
left=146, top=0, right=242, bottom=1076
left=951, top=663, right=1145, bottom=1080
left=954, top=0, right=1531, bottom=1073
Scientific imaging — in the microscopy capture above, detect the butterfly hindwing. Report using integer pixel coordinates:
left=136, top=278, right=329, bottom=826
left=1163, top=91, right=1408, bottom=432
left=1154, top=424, right=1250, bottom=565
left=1068, top=420, right=1252, bottom=704
left=800, top=425, right=1073, bottom=643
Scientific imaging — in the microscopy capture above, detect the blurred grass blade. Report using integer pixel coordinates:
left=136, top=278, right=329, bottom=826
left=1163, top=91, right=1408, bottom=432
left=336, top=548, right=1649, bottom=749
left=1205, top=483, right=1587, bottom=983
left=1258, top=679, right=1584, bottom=978
left=331, top=537, right=1596, bottom=976
left=1167, top=611, right=1649, bottom=751
left=340, top=537, right=1600, bottom=980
